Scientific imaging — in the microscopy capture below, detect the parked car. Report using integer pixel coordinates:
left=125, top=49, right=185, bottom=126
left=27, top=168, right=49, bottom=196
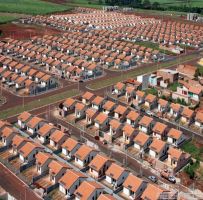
left=148, top=175, right=158, bottom=183
left=160, top=170, right=176, bottom=183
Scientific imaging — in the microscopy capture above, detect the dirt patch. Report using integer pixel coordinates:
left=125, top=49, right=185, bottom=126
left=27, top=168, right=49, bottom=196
left=0, top=23, right=62, bottom=40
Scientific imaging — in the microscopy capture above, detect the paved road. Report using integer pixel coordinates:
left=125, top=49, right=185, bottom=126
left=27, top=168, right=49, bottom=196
left=0, top=163, right=41, bottom=200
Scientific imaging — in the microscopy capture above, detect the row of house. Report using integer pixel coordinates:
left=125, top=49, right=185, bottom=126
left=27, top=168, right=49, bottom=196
left=113, top=80, right=203, bottom=127
left=0, top=55, right=57, bottom=95
left=0, top=116, right=177, bottom=200
left=59, top=92, right=190, bottom=172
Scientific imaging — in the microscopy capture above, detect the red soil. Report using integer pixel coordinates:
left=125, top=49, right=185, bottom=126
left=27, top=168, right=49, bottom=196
left=0, top=23, right=62, bottom=40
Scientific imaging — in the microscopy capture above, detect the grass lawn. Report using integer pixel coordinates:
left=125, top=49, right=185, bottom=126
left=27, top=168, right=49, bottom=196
left=168, top=82, right=180, bottom=92
left=0, top=15, right=19, bottom=24
left=67, top=0, right=102, bottom=8
left=0, top=0, right=72, bottom=15
left=0, top=89, right=79, bottom=119
left=144, top=88, right=158, bottom=95
left=87, top=53, right=198, bottom=90
left=181, top=140, right=203, bottom=161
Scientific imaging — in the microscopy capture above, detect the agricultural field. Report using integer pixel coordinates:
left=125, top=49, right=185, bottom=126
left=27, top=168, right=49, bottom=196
left=150, top=0, right=203, bottom=8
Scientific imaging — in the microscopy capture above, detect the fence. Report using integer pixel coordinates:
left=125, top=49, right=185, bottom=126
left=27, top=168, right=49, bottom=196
left=46, top=183, right=59, bottom=194
left=32, top=170, right=49, bottom=183
left=0, top=145, right=10, bottom=152
left=19, top=159, right=36, bottom=172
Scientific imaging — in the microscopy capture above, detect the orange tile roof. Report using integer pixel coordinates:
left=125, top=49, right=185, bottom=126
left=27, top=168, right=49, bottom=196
left=105, top=163, right=126, bottom=180
left=123, top=173, right=143, bottom=192
left=168, top=147, right=183, bottom=160
left=149, top=139, right=166, bottom=153
left=38, top=123, right=55, bottom=136
left=74, top=144, right=96, bottom=161
left=98, top=194, right=116, bottom=200
left=19, top=142, right=42, bottom=158
left=195, top=111, right=203, bottom=123
left=126, top=110, right=139, bottom=121
left=189, top=86, right=202, bottom=95
left=115, top=82, right=125, bottom=90
left=139, top=116, right=153, bottom=127
left=95, top=113, right=108, bottom=124
left=49, top=160, right=70, bottom=175
left=103, top=100, right=115, bottom=111
left=168, top=128, right=182, bottom=140
left=74, top=181, right=103, bottom=200
left=134, top=132, right=150, bottom=146
left=1, top=127, right=15, bottom=138
left=75, top=102, right=86, bottom=111
left=114, top=105, right=127, bottom=115
left=12, top=135, right=28, bottom=148
left=122, top=124, right=135, bottom=137
left=158, top=99, right=168, bottom=107
left=27, top=116, right=44, bottom=129
left=89, top=154, right=111, bottom=171
left=109, top=119, right=121, bottom=130
left=141, top=184, right=165, bottom=200
left=136, top=90, right=145, bottom=98
left=82, top=91, right=95, bottom=100
left=63, top=98, right=76, bottom=107
left=17, top=112, right=32, bottom=122
left=145, top=94, right=157, bottom=103
left=50, top=130, right=67, bottom=143
left=170, top=103, right=181, bottom=112
left=181, top=107, right=194, bottom=119
left=152, top=122, right=167, bottom=135
left=59, top=169, right=86, bottom=189
left=92, top=96, right=104, bottom=105
left=36, top=152, right=54, bottom=166
left=62, top=138, right=79, bottom=151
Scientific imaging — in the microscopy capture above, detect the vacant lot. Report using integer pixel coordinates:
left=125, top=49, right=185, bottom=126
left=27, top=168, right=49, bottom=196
left=150, top=0, right=203, bottom=8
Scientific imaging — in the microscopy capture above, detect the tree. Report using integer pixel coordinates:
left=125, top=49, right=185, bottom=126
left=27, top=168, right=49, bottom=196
left=152, top=2, right=160, bottom=9
left=142, top=0, right=151, bottom=9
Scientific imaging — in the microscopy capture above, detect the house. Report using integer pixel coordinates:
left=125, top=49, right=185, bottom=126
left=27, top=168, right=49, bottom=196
left=49, top=160, right=70, bottom=184
left=61, top=138, right=81, bottom=160
left=49, top=130, right=69, bottom=150
left=26, top=116, right=46, bottom=135
left=97, top=194, right=117, bottom=200
left=89, top=154, right=113, bottom=179
left=61, top=98, right=77, bottom=117
left=195, top=111, right=203, bottom=128
left=18, top=111, right=32, bottom=129
left=85, top=108, right=98, bottom=126
left=133, top=90, right=145, bottom=106
left=188, top=86, right=202, bottom=102
left=149, top=139, right=168, bottom=160
left=180, top=107, right=194, bottom=124
left=114, top=105, right=128, bottom=121
left=105, top=163, right=129, bottom=189
left=19, top=142, right=43, bottom=163
left=134, top=132, right=152, bottom=152
left=37, top=123, right=56, bottom=144
left=74, top=144, right=98, bottom=168
left=141, top=184, right=169, bottom=200
left=40, top=74, right=56, bottom=88
left=167, top=128, right=185, bottom=147
left=152, top=122, right=168, bottom=140
left=122, top=124, right=136, bottom=145
left=12, top=135, right=29, bottom=154
left=157, top=69, right=179, bottom=84
left=74, top=181, right=103, bottom=200
left=15, top=76, right=27, bottom=89
left=169, top=103, right=182, bottom=119
left=92, top=96, right=105, bottom=110
left=157, top=99, right=169, bottom=114
left=1, top=127, right=16, bottom=146
left=35, top=152, right=54, bottom=175
left=75, top=102, right=86, bottom=119
left=123, top=174, right=147, bottom=199
left=82, top=91, right=95, bottom=105
left=176, top=64, right=197, bottom=79
left=139, top=116, right=153, bottom=134
left=108, top=119, right=123, bottom=142
left=59, top=169, right=86, bottom=197
left=126, top=110, right=140, bottom=127
left=167, top=147, right=190, bottom=171
left=125, top=86, right=136, bottom=102
left=94, top=113, right=109, bottom=131
left=113, top=82, right=125, bottom=96
left=144, top=94, right=157, bottom=110
left=102, top=100, right=116, bottom=115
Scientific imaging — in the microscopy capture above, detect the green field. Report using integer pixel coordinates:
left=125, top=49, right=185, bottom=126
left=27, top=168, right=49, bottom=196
left=0, top=0, right=72, bottom=15
left=150, top=0, right=203, bottom=8
left=0, top=89, right=80, bottom=119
